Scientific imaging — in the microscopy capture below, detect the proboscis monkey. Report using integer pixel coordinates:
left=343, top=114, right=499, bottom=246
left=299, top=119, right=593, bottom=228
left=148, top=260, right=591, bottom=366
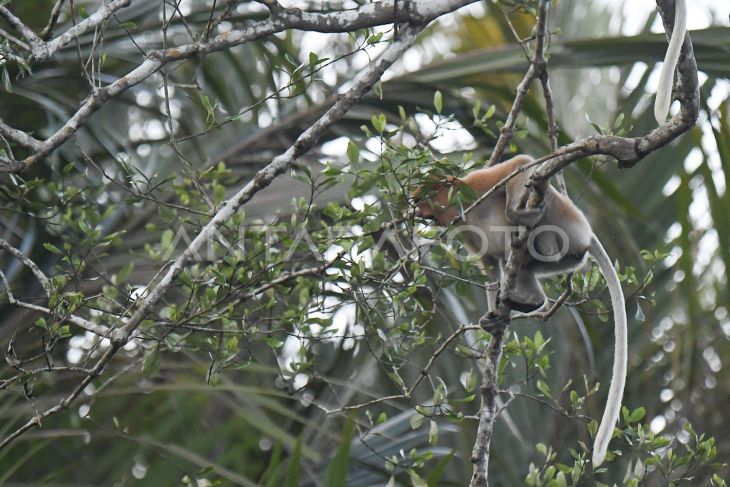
left=414, top=155, right=627, bottom=466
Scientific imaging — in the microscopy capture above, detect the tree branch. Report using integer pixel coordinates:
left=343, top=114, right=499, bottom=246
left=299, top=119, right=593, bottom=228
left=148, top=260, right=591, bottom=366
left=486, top=0, right=551, bottom=167
left=40, top=0, right=67, bottom=41
left=0, top=238, right=111, bottom=337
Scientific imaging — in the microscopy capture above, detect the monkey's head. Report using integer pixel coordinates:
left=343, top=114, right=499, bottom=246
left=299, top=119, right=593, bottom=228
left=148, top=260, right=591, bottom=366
left=412, top=175, right=461, bottom=224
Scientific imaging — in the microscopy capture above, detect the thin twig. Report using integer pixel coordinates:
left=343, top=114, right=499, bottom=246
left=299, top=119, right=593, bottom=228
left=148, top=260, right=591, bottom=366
left=1, top=365, right=95, bottom=390
left=11, top=300, right=111, bottom=337
left=538, top=69, right=566, bottom=192
left=0, top=26, right=30, bottom=50
left=40, top=0, right=67, bottom=41
left=0, top=238, right=52, bottom=299
left=532, top=273, right=573, bottom=321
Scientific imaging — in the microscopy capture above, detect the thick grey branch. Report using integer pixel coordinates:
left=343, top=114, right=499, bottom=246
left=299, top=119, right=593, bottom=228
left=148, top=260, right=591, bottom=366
left=0, top=0, right=132, bottom=61
left=0, top=120, right=42, bottom=150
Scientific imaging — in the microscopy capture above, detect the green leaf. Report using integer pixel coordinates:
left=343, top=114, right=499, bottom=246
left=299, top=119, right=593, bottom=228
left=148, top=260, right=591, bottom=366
left=284, top=437, right=302, bottom=487
left=199, top=94, right=215, bottom=123
left=263, top=337, right=284, bottom=349
left=1, top=66, right=11, bottom=93
left=433, top=90, right=443, bottom=114
left=115, top=21, right=137, bottom=31
left=43, top=243, right=62, bottom=254
left=371, top=113, right=386, bottom=133
left=426, top=451, right=454, bottom=486
left=142, top=347, right=161, bottom=379
left=428, top=420, right=438, bottom=444
left=263, top=441, right=282, bottom=487
left=346, top=140, right=360, bottom=164
left=374, top=79, right=383, bottom=99
left=408, top=469, right=427, bottom=487
left=627, top=406, right=646, bottom=424
left=399, top=105, right=407, bottom=122
left=323, top=419, right=354, bottom=487
left=464, top=368, right=476, bottom=392
left=410, top=413, right=425, bottom=430
left=536, top=380, right=551, bottom=397
left=613, top=112, right=625, bottom=129
left=161, top=229, right=174, bottom=250
left=367, top=32, right=384, bottom=45
left=635, top=304, right=645, bottom=323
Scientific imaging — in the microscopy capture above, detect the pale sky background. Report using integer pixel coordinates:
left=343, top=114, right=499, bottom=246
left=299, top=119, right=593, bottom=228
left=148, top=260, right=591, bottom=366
left=620, top=0, right=728, bottom=33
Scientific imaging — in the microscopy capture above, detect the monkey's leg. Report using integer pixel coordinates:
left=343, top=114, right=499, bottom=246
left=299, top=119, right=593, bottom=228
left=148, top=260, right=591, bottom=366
left=479, top=311, right=510, bottom=332
left=479, top=272, right=543, bottom=331
left=505, top=205, right=544, bottom=227
left=502, top=270, right=546, bottom=313
left=479, top=281, right=507, bottom=332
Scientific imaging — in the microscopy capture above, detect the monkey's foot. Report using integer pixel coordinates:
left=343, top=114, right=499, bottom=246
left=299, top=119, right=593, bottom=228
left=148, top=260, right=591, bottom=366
left=479, top=312, right=510, bottom=333
left=502, top=291, right=544, bottom=314
left=506, top=206, right=545, bottom=227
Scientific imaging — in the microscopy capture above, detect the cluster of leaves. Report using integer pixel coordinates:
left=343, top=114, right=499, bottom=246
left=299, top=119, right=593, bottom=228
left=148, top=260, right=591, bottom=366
left=525, top=417, right=725, bottom=486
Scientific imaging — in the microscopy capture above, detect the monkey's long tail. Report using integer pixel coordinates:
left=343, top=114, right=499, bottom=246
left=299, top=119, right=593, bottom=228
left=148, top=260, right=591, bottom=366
left=654, top=0, right=687, bottom=124
left=588, top=235, right=628, bottom=467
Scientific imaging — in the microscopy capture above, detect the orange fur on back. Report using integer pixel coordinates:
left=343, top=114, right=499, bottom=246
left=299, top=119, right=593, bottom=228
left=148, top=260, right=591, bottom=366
left=414, top=155, right=533, bottom=224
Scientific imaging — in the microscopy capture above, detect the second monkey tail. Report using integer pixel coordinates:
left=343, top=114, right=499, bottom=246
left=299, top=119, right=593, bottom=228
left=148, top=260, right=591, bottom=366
left=588, top=235, right=628, bottom=467
left=654, top=0, right=687, bottom=124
